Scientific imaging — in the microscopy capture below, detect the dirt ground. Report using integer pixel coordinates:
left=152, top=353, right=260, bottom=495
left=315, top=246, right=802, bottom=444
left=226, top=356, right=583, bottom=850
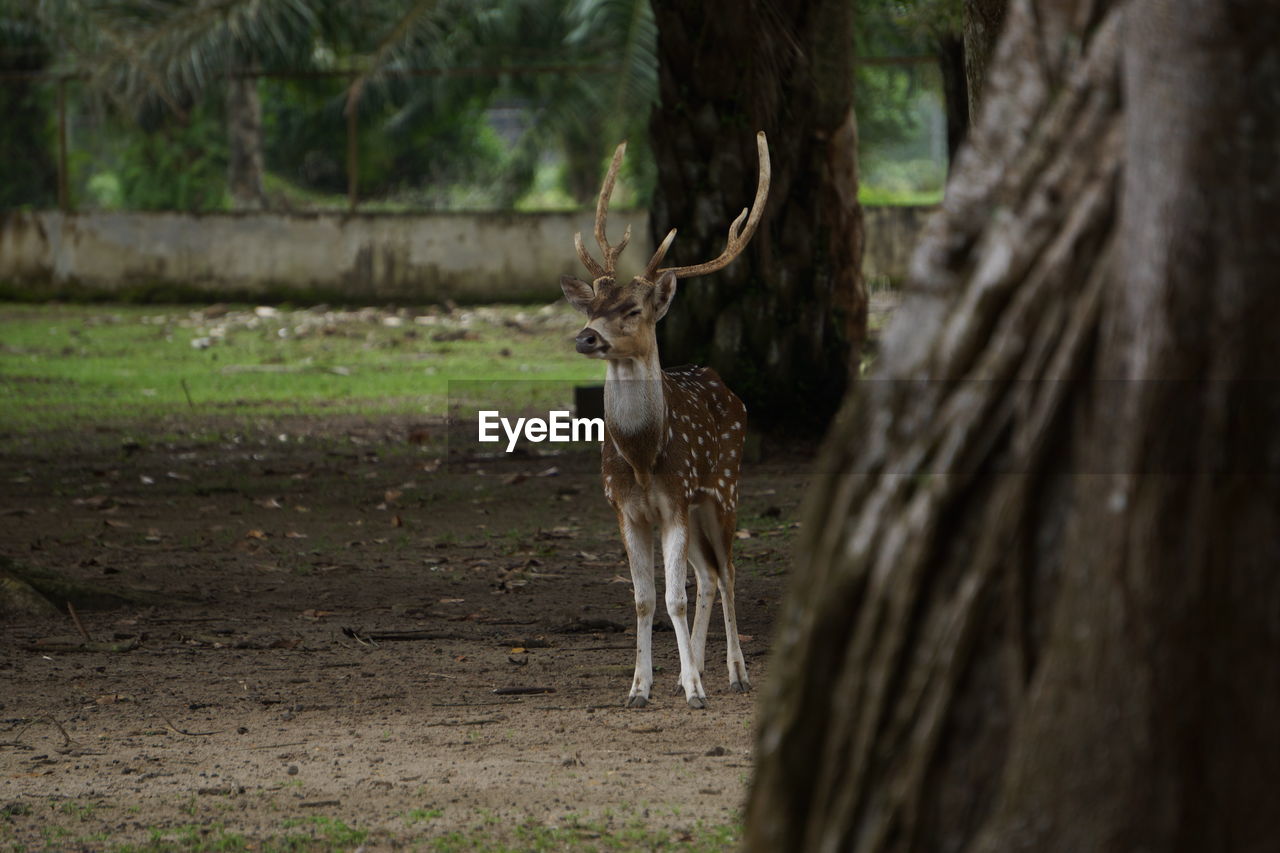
left=0, top=414, right=813, bottom=850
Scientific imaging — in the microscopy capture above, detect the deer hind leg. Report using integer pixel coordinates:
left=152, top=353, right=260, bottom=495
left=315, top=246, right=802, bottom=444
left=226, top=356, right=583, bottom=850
left=660, top=514, right=708, bottom=709
left=618, top=510, right=655, bottom=708
left=686, top=502, right=724, bottom=682
left=711, top=501, right=749, bottom=692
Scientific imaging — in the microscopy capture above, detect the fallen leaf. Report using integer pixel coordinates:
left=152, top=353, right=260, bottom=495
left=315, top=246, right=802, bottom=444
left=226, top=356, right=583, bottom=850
left=256, top=497, right=284, bottom=510
left=384, top=489, right=403, bottom=503
left=438, top=597, right=465, bottom=604
left=390, top=515, right=403, bottom=528
left=104, top=519, right=131, bottom=529
left=284, top=531, right=308, bottom=539
left=301, top=609, right=335, bottom=620
left=735, top=529, right=752, bottom=539
left=503, top=472, right=528, bottom=486
left=245, top=529, right=268, bottom=540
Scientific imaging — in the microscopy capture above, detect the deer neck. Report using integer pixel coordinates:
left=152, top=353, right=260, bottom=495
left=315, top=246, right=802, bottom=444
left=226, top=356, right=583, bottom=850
left=604, top=352, right=665, bottom=473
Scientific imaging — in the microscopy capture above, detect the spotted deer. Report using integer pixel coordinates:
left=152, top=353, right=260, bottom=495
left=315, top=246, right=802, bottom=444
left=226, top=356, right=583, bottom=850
left=560, top=132, right=770, bottom=709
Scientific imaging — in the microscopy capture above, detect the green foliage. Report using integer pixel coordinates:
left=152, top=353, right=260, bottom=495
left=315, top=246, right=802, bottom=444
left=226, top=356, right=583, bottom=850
left=3, top=0, right=948, bottom=211
left=856, top=3, right=951, bottom=205
left=89, top=98, right=229, bottom=211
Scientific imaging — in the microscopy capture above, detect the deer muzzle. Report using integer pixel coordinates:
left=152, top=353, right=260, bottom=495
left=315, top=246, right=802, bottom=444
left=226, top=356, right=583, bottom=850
left=575, top=327, right=609, bottom=355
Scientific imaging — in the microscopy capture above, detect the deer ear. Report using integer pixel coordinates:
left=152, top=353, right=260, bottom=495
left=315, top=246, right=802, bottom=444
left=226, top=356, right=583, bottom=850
left=652, top=270, right=678, bottom=321
left=560, top=275, right=594, bottom=314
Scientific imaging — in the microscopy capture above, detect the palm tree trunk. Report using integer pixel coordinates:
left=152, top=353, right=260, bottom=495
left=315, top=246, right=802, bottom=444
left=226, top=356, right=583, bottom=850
left=745, top=0, right=1280, bottom=849
left=649, top=0, right=864, bottom=429
left=226, top=73, right=267, bottom=210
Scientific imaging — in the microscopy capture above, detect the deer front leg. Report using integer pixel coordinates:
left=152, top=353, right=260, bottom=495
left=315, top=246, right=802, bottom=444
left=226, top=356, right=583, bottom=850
left=619, top=513, right=655, bottom=708
left=660, top=518, right=708, bottom=709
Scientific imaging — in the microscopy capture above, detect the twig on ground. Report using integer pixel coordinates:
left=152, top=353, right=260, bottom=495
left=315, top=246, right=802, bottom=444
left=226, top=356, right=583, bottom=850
left=238, top=741, right=309, bottom=751
left=425, top=716, right=505, bottom=727
left=4, top=716, right=73, bottom=748
left=160, top=714, right=221, bottom=737
left=493, top=686, right=556, bottom=695
left=66, top=602, right=92, bottom=642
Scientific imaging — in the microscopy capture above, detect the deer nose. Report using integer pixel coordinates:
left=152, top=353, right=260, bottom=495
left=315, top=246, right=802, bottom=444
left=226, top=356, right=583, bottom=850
left=575, top=327, right=607, bottom=354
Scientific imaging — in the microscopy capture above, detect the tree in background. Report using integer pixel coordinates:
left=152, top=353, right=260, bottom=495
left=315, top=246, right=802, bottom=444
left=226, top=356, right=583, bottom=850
left=745, top=0, right=1280, bottom=848
left=14, top=0, right=661, bottom=212
left=0, top=4, right=57, bottom=207
left=649, top=0, right=863, bottom=429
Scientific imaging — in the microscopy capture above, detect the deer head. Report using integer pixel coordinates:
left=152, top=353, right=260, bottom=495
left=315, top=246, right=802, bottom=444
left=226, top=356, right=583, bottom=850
left=561, top=132, right=771, bottom=360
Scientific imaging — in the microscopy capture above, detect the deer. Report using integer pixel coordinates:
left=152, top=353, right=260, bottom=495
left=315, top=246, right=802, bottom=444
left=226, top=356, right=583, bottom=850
left=559, top=131, right=770, bottom=709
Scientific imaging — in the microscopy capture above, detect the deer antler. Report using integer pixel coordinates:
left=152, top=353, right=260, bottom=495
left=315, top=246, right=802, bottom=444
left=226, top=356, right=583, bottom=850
left=575, top=141, right=632, bottom=281
left=656, top=131, right=771, bottom=280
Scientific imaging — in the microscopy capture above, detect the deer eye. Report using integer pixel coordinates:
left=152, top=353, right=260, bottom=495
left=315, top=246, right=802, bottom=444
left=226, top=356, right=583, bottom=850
left=626, top=308, right=643, bottom=319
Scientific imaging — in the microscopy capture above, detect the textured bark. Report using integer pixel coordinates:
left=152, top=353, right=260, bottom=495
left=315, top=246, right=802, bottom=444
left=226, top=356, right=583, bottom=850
left=648, top=0, right=864, bottom=428
left=226, top=75, right=268, bottom=210
left=746, top=0, right=1280, bottom=850
left=963, top=0, right=1006, bottom=119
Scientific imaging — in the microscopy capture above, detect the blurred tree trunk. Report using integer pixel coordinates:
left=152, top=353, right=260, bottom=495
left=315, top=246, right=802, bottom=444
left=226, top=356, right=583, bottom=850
left=649, top=0, right=864, bottom=429
left=745, top=0, right=1280, bottom=850
left=963, top=0, right=1006, bottom=118
left=226, top=73, right=268, bottom=210
left=0, top=34, right=56, bottom=207
left=936, top=34, right=969, bottom=163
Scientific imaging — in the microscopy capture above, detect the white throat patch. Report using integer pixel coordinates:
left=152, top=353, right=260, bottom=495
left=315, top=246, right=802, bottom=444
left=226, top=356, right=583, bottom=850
left=605, top=359, right=665, bottom=435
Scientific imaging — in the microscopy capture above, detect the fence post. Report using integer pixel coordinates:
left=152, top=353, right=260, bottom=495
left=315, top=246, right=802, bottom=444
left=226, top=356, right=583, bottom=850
left=56, top=77, right=70, bottom=212
left=345, top=78, right=360, bottom=212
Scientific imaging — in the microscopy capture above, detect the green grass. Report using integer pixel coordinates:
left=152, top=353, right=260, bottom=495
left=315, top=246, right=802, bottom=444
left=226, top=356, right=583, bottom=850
left=0, top=302, right=603, bottom=436
left=65, top=814, right=739, bottom=853
left=423, top=816, right=741, bottom=852
left=857, top=184, right=943, bottom=206
left=111, top=816, right=366, bottom=852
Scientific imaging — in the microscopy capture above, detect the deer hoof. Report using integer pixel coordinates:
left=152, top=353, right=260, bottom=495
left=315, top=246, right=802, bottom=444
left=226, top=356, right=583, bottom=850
left=730, top=680, right=751, bottom=694
left=672, top=681, right=684, bottom=696
left=687, top=695, right=707, bottom=710
left=625, top=694, right=649, bottom=709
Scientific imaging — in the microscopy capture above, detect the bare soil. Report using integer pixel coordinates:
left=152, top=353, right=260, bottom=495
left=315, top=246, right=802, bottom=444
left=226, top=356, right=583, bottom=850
left=0, top=415, right=811, bottom=850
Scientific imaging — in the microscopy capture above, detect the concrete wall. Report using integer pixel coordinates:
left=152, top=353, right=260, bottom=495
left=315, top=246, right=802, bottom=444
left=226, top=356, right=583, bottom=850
left=0, top=206, right=931, bottom=303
